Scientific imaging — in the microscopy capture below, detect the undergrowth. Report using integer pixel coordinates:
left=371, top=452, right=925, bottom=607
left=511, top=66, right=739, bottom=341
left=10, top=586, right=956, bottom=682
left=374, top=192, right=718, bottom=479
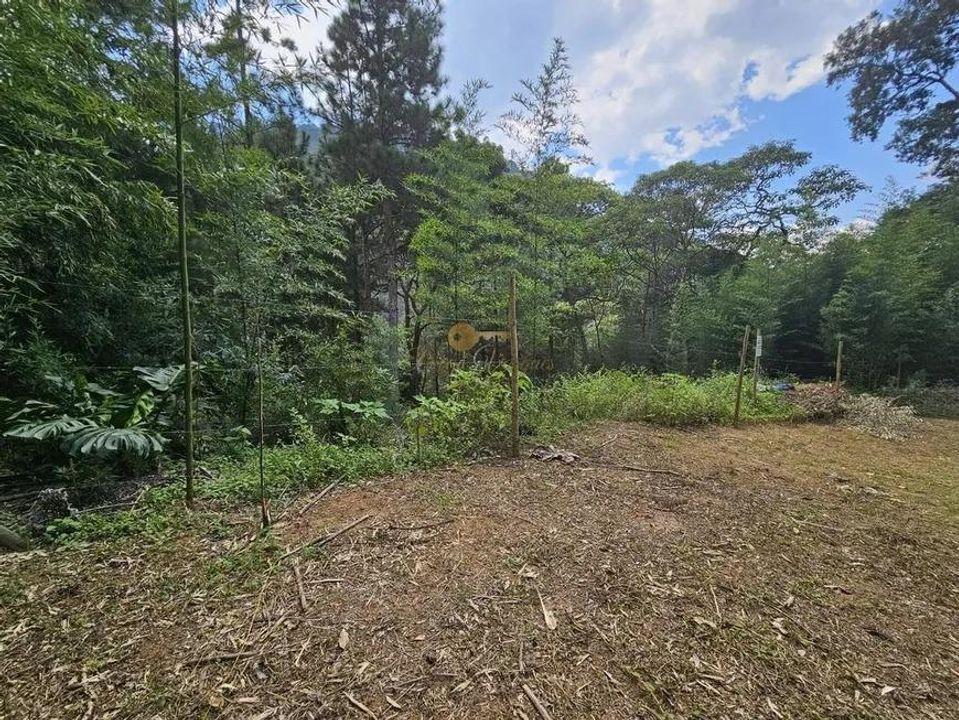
left=41, top=368, right=802, bottom=545
left=527, top=369, right=801, bottom=438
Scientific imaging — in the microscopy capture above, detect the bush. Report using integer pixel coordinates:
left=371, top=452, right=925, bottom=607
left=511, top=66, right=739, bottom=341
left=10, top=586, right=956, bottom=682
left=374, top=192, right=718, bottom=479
left=890, top=382, right=959, bottom=418
left=406, top=367, right=528, bottom=454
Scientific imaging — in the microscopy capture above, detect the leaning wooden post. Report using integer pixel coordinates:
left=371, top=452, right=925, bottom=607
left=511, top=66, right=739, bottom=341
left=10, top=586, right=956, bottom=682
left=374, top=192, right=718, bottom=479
left=733, top=325, right=750, bottom=427
left=508, top=272, right=520, bottom=459
left=834, top=339, right=844, bottom=390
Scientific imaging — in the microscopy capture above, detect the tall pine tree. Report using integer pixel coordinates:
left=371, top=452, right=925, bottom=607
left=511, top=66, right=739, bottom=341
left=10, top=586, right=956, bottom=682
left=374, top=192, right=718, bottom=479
left=313, top=0, right=449, bottom=313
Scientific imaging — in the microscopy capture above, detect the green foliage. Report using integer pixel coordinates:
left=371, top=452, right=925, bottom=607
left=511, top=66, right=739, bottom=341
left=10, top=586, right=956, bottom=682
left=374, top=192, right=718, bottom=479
left=2, top=370, right=178, bottom=461
left=528, top=370, right=801, bottom=436
left=888, top=381, right=959, bottom=418
left=496, top=37, right=591, bottom=169
left=45, top=508, right=179, bottom=545
left=406, top=367, right=528, bottom=453
left=826, top=0, right=959, bottom=178
left=822, top=183, right=959, bottom=386
left=3, top=0, right=958, bottom=513
left=313, top=398, right=391, bottom=443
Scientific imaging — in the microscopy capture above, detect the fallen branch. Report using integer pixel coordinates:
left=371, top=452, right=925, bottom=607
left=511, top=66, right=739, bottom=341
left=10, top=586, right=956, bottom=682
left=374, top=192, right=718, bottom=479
left=585, top=459, right=683, bottom=477
left=297, top=478, right=341, bottom=517
left=387, top=518, right=454, bottom=532
left=281, top=514, right=372, bottom=560
left=522, top=684, right=554, bottom=720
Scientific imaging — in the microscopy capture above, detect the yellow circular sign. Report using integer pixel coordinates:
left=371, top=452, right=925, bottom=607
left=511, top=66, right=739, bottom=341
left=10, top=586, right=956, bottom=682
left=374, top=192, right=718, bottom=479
left=447, top=321, right=479, bottom=352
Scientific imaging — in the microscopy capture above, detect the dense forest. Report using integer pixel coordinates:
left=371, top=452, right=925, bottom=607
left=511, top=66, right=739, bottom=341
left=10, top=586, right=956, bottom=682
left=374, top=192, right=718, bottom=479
left=1, top=0, right=958, bottom=486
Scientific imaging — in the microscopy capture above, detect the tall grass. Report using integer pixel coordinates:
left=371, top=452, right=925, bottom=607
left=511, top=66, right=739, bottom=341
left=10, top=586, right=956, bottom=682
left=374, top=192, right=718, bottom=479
left=527, top=369, right=801, bottom=437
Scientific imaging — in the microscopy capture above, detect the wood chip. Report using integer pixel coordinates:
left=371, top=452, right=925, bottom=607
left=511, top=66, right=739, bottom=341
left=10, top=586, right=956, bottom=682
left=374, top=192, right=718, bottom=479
left=537, top=588, right=557, bottom=631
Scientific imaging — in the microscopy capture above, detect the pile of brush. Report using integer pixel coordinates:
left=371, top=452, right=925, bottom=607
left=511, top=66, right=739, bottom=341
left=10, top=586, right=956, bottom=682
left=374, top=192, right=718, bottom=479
left=784, top=383, right=848, bottom=419
left=842, top=394, right=920, bottom=439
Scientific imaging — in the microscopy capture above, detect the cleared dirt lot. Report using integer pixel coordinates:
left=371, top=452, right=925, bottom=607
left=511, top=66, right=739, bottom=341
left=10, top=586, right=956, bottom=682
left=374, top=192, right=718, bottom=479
left=2, top=419, right=958, bottom=719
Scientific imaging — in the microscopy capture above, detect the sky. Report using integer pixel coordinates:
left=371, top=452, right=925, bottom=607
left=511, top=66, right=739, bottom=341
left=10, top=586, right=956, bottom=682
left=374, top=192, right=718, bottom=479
left=281, top=0, right=929, bottom=223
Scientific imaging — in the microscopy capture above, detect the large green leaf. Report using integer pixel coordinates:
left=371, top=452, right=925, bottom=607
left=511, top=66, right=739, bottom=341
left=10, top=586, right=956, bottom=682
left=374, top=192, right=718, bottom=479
left=4, top=415, right=95, bottom=441
left=62, top=426, right=164, bottom=458
left=133, top=365, right=184, bottom=393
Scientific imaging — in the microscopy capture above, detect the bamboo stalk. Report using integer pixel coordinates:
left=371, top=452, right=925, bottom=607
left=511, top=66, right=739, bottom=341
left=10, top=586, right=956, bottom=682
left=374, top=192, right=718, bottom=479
left=508, top=272, right=520, bottom=459
left=171, top=0, right=195, bottom=508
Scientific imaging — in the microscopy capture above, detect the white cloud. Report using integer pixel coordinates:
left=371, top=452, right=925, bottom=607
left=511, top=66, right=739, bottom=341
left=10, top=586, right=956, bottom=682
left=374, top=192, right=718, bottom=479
left=556, top=0, right=877, bottom=175
left=274, top=0, right=877, bottom=176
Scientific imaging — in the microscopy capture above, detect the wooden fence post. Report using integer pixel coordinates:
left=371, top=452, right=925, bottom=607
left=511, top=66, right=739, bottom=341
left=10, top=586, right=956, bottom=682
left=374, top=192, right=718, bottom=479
left=751, top=329, right=762, bottom=397
left=834, top=339, right=844, bottom=390
left=508, top=272, right=520, bottom=459
left=733, top=325, right=750, bottom=427
left=256, top=324, right=271, bottom=530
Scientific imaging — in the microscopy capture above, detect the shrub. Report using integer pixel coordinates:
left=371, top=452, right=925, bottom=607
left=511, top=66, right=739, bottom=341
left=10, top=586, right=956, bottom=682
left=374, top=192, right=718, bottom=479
left=406, top=366, right=528, bottom=454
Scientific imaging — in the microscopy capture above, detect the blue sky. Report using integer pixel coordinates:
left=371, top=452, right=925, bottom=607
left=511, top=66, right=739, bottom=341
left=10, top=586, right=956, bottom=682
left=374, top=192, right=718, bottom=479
left=287, top=0, right=929, bottom=222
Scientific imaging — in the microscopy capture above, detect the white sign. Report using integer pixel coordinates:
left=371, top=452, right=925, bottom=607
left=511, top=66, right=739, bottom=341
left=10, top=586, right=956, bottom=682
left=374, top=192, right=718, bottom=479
left=755, top=331, right=763, bottom=358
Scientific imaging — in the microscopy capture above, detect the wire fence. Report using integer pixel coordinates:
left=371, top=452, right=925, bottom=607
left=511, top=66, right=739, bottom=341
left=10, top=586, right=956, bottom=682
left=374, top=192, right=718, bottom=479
left=2, top=273, right=849, bottom=514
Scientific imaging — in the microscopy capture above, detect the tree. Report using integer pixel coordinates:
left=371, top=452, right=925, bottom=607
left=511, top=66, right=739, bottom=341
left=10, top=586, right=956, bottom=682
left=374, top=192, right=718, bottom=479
left=454, top=78, right=493, bottom=138
left=312, top=0, right=450, bottom=313
left=497, top=37, right=591, bottom=171
left=822, top=180, right=959, bottom=386
left=826, top=0, right=959, bottom=178
left=605, top=142, right=863, bottom=367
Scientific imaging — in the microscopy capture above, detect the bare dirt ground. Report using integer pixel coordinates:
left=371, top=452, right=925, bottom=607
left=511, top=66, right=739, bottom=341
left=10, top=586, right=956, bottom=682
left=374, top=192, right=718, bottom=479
left=2, top=419, right=958, bottom=720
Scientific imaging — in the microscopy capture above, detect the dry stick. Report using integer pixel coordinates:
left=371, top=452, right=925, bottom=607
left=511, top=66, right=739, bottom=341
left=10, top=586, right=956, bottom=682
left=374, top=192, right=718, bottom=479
left=297, top=477, right=341, bottom=517
left=733, top=324, right=751, bottom=427
left=193, top=650, right=257, bottom=665
left=292, top=560, right=308, bottom=614
left=256, top=326, right=271, bottom=529
left=508, top=271, right=520, bottom=459
left=344, top=692, right=377, bottom=719
left=609, top=463, right=682, bottom=477
left=521, top=684, right=554, bottom=720
left=387, top=518, right=454, bottom=532
left=280, top=514, right=372, bottom=560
